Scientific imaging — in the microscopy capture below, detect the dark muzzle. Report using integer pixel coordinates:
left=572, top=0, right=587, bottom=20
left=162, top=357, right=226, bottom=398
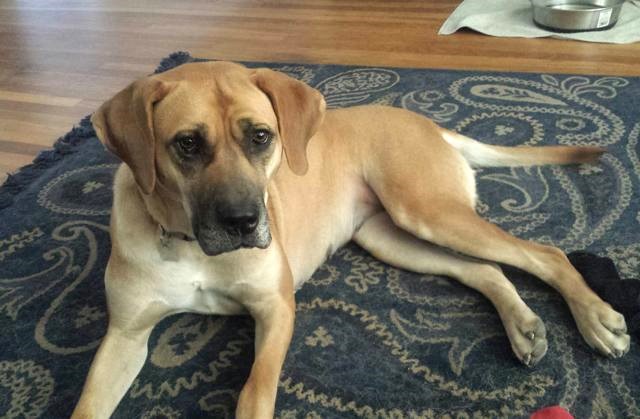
left=193, top=193, right=271, bottom=256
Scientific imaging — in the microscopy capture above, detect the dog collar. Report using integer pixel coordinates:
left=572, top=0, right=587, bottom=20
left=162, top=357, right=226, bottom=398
left=159, top=225, right=196, bottom=242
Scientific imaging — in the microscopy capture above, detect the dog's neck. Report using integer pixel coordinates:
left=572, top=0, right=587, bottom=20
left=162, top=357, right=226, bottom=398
left=159, top=224, right=196, bottom=242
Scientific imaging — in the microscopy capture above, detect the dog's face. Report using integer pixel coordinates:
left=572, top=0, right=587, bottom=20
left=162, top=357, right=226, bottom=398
left=91, top=62, right=325, bottom=256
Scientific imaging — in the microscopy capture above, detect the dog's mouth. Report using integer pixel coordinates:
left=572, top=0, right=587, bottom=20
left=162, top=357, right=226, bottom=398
left=194, top=213, right=272, bottom=256
left=197, top=229, right=271, bottom=256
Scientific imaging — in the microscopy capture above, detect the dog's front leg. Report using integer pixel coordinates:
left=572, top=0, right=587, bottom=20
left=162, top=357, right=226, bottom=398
left=236, top=283, right=295, bottom=419
left=71, top=324, right=154, bottom=419
left=72, top=272, right=168, bottom=419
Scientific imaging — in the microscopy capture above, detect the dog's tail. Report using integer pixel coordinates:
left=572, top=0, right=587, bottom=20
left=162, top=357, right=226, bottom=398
left=441, top=129, right=605, bottom=168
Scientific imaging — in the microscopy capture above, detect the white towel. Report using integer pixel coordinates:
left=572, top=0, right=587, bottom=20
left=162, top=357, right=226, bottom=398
left=439, top=0, right=640, bottom=44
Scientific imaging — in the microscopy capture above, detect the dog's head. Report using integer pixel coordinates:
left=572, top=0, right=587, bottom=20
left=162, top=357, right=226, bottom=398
left=91, top=61, right=325, bottom=256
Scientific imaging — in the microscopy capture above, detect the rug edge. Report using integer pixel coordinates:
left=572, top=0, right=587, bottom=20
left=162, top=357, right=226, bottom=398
left=0, top=51, right=198, bottom=211
left=0, top=116, right=98, bottom=210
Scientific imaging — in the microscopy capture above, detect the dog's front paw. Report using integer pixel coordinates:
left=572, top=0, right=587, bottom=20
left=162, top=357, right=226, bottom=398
left=571, top=300, right=630, bottom=358
left=503, top=309, right=548, bottom=367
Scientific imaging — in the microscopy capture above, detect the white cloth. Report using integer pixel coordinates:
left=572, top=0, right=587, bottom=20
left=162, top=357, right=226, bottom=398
left=439, top=0, right=640, bottom=44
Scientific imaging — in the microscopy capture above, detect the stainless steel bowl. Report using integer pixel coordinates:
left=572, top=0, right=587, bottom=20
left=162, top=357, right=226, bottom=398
left=531, top=0, right=625, bottom=32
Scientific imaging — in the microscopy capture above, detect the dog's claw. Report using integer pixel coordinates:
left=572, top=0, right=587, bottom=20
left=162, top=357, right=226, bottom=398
left=605, top=349, right=624, bottom=359
left=523, top=353, right=532, bottom=366
left=525, top=331, right=535, bottom=341
left=570, top=301, right=630, bottom=359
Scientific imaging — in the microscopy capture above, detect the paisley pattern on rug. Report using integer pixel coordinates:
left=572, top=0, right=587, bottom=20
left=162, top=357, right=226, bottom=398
left=0, top=52, right=638, bottom=418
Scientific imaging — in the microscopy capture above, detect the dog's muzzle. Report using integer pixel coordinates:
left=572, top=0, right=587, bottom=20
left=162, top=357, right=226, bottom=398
left=194, top=200, right=272, bottom=256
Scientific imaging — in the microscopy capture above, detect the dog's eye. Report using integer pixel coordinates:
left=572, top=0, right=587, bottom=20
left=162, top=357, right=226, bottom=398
left=252, top=129, right=272, bottom=145
left=177, top=135, right=198, bottom=154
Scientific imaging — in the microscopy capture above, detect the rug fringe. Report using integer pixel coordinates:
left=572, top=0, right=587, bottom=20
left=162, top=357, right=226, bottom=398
left=154, top=51, right=194, bottom=74
left=0, top=116, right=97, bottom=210
left=0, top=52, right=198, bottom=211
left=0, top=51, right=196, bottom=210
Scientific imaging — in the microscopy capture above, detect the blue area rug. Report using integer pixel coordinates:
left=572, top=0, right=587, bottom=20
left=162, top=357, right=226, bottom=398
left=1, top=52, right=639, bottom=418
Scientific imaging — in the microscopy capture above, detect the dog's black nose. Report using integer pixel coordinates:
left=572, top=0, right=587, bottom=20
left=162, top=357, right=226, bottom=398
left=218, top=206, right=259, bottom=235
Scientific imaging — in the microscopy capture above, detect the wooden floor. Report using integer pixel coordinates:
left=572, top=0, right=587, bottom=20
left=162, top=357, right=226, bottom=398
left=1, top=0, right=639, bottom=183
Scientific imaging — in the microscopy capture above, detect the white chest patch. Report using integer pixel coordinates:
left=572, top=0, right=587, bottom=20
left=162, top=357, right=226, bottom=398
left=148, top=239, right=282, bottom=316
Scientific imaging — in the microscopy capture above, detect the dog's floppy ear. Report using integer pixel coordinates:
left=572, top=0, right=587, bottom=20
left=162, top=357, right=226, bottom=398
left=252, top=69, right=326, bottom=175
left=91, top=77, right=173, bottom=194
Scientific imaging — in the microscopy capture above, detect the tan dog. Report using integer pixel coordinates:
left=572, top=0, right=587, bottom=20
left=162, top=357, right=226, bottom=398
left=71, top=61, right=630, bottom=418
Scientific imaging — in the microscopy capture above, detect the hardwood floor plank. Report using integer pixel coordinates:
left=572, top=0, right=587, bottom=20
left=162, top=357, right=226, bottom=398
left=0, top=90, right=80, bottom=107
left=0, top=139, right=45, bottom=156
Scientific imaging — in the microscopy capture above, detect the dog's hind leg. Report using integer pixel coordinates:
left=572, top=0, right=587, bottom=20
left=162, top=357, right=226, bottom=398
left=365, top=182, right=630, bottom=358
left=351, top=107, right=627, bottom=357
left=354, top=212, right=548, bottom=366
left=360, top=122, right=629, bottom=357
